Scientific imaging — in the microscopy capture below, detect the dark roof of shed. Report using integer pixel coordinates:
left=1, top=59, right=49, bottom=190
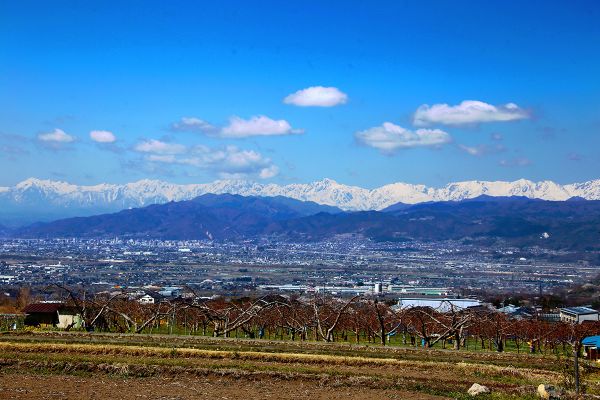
left=22, top=303, right=63, bottom=314
left=141, top=291, right=165, bottom=299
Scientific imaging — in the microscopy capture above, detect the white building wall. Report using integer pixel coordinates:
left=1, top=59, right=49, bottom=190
left=560, top=311, right=600, bottom=324
left=578, top=314, right=600, bottom=323
left=57, top=313, right=82, bottom=329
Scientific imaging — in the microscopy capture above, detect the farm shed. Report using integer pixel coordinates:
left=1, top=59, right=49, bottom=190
left=23, top=302, right=82, bottom=329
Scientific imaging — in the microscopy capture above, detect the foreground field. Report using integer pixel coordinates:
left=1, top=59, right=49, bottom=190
left=0, top=332, right=597, bottom=399
left=1, top=373, right=446, bottom=400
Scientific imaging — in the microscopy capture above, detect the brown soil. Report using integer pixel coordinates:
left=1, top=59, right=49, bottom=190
left=0, top=373, right=448, bottom=400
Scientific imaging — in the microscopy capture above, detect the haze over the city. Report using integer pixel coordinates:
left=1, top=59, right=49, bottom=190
left=1, top=1, right=599, bottom=189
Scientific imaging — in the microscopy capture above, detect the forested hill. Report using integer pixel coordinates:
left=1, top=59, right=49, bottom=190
left=12, top=194, right=600, bottom=251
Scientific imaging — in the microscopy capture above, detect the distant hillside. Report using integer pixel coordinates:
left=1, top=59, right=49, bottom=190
left=282, top=197, right=600, bottom=250
left=15, top=194, right=341, bottom=240
left=12, top=194, right=600, bottom=250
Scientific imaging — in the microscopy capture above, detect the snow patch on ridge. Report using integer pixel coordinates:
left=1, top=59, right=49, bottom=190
left=1, top=177, right=600, bottom=214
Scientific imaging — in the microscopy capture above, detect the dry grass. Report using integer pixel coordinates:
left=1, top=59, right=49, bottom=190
left=0, top=330, right=564, bottom=370
left=0, top=332, right=594, bottom=399
left=0, top=341, right=563, bottom=382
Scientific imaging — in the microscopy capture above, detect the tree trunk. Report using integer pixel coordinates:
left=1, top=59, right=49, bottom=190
left=574, top=342, right=580, bottom=395
left=453, top=330, right=460, bottom=350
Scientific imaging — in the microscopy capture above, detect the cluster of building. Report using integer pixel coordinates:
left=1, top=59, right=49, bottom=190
left=0, top=238, right=594, bottom=298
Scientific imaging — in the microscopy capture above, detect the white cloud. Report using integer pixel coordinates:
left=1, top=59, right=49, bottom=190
left=90, top=130, right=116, bottom=143
left=140, top=142, right=278, bottom=179
left=413, top=100, right=529, bottom=126
left=220, top=115, right=302, bottom=138
left=499, top=157, right=532, bottom=167
left=146, top=154, right=177, bottom=163
left=169, top=115, right=302, bottom=138
left=259, top=165, right=280, bottom=179
left=134, top=139, right=187, bottom=155
left=170, top=117, right=216, bottom=133
left=283, top=86, right=348, bottom=107
left=458, top=144, right=484, bottom=156
left=38, top=128, right=75, bottom=143
left=219, top=147, right=263, bottom=169
left=355, top=122, right=451, bottom=153
left=458, top=143, right=507, bottom=157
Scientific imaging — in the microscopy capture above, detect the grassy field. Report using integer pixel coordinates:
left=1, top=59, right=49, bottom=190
left=0, top=331, right=598, bottom=399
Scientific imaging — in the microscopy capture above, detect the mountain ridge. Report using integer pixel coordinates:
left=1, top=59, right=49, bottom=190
left=15, top=194, right=341, bottom=240
left=1, top=177, right=600, bottom=225
left=13, top=193, right=600, bottom=251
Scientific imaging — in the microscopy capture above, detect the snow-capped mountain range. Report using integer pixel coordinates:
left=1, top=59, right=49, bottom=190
left=1, top=177, right=599, bottom=226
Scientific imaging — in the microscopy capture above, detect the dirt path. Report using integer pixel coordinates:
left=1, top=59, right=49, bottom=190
left=0, top=373, right=448, bottom=400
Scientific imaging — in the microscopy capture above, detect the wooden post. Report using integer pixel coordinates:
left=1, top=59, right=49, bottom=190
left=574, top=341, right=580, bottom=396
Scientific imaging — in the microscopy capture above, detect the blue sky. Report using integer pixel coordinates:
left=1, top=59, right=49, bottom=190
left=0, top=1, right=599, bottom=188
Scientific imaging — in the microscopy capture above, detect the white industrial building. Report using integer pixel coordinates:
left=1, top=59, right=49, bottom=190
left=394, top=298, right=483, bottom=312
left=559, top=307, right=600, bottom=324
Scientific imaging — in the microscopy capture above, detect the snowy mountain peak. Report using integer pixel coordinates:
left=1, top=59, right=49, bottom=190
left=16, top=177, right=52, bottom=189
left=15, top=178, right=79, bottom=194
left=1, top=177, right=600, bottom=226
left=311, top=178, right=342, bottom=188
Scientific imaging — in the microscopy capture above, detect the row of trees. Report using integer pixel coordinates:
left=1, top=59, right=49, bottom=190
left=23, top=285, right=596, bottom=395
left=49, top=285, right=600, bottom=356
